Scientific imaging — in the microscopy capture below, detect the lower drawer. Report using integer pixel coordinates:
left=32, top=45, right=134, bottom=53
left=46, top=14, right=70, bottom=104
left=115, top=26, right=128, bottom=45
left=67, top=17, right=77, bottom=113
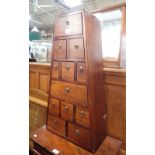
left=47, top=115, right=66, bottom=137
left=68, top=123, right=91, bottom=150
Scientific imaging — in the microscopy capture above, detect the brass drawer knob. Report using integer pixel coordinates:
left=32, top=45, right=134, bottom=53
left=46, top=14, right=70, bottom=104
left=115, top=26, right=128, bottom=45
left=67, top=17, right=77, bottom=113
left=74, top=45, right=79, bottom=49
left=80, top=111, right=84, bottom=117
left=54, top=64, right=57, bottom=69
left=79, top=66, right=84, bottom=72
left=58, top=43, right=62, bottom=49
left=66, top=65, right=70, bottom=70
left=75, top=129, right=80, bottom=136
left=64, top=106, right=68, bottom=113
left=64, top=87, right=70, bottom=93
left=66, top=20, right=70, bottom=25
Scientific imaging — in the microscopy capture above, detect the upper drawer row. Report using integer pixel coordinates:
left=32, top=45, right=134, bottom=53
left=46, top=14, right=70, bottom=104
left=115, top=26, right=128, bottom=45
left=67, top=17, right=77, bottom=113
left=54, top=38, right=84, bottom=59
left=55, top=13, right=83, bottom=37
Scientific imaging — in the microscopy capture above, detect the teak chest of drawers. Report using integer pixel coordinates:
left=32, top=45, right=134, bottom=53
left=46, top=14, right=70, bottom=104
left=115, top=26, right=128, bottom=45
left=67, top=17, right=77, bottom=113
left=32, top=10, right=106, bottom=153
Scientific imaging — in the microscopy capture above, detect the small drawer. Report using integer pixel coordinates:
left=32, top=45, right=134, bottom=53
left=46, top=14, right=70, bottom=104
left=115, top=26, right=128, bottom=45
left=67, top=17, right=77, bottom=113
left=61, top=102, right=74, bottom=121
left=52, top=61, right=59, bottom=79
left=75, top=106, right=90, bottom=128
left=47, top=115, right=66, bottom=137
left=77, top=62, right=86, bottom=82
left=51, top=81, right=87, bottom=106
left=48, top=98, right=60, bottom=116
left=55, top=13, right=83, bottom=37
left=54, top=40, right=66, bottom=59
left=68, top=123, right=91, bottom=150
left=62, top=61, right=74, bottom=81
left=68, top=38, right=84, bottom=59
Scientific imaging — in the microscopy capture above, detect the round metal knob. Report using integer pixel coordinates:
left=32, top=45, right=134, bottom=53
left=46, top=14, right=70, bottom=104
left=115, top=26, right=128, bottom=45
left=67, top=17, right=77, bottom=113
left=66, top=65, right=70, bottom=70
left=74, top=45, right=79, bottom=49
left=58, top=43, right=62, bottom=49
left=80, top=111, right=84, bottom=117
left=64, top=87, right=70, bottom=93
left=54, top=65, right=57, bottom=69
left=79, top=66, right=84, bottom=72
left=64, top=106, right=68, bottom=113
left=75, top=129, right=80, bottom=136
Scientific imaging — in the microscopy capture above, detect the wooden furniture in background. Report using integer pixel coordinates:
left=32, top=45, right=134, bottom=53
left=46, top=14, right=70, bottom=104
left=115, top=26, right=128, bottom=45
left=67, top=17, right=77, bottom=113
left=31, top=126, right=122, bottom=155
left=29, top=63, right=50, bottom=150
left=104, top=68, right=126, bottom=155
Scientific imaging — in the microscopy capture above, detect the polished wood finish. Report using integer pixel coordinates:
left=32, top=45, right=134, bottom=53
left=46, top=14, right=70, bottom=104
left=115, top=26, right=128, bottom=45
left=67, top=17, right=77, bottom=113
left=51, top=80, right=87, bottom=106
left=54, top=40, right=66, bottom=59
left=52, top=61, right=59, bottom=79
left=77, top=62, right=86, bottom=82
left=61, top=61, right=75, bottom=81
left=55, top=13, right=83, bottom=37
left=47, top=115, right=66, bottom=137
left=68, top=123, right=91, bottom=150
left=31, top=126, right=122, bottom=155
left=61, top=102, right=74, bottom=122
left=68, top=38, right=85, bottom=59
left=48, top=98, right=60, bottom=117
left=75, top=106, right=90, bottom=128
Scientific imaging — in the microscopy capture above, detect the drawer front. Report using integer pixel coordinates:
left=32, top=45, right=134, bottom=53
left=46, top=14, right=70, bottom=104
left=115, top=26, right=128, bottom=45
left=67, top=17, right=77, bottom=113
left=68, top=38, right=84, bottom=59
left=68, top=123, right=91, bottom=149
left=47, top=116, right=66, bottom=137
left=75, top=106, right=90, bottom=128
left=77, top=62, right=86, bottom=82
left=52, top=61, right=59, bottom=79
left=55, top=13, right=82, bottom=37
left=51, top=81, right=87, bottom=106
left=54, top=40, right=66, bottom=59
left=61, top=102, right=74, bottom=121
left=48, top=98, right=60, bottom=116
left=62, top=61, right=74, bottom=81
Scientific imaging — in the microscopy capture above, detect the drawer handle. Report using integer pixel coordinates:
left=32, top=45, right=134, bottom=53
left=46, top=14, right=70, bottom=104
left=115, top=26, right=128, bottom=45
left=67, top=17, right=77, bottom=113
left=54, top=120, right=57, bottom=124
left=66, top=65, right=70, bottom=70
left=54, top=64, right=57, bottom=69
left=79, top=66, right=84, bottom=72
left=64, top=106, right=68, bottom=113
left=32, top=149, right=41, bottom=155
left=74, top=45, right=79, bottom=49
left=66, top=20, right=70, bottom=25
left=80, top=111, right=85, bottom=117
left=58, top=43, right=62, bottom=49
left=64, top=87, right=70, bottom=93
left=75, top=129, right=80, bottom=136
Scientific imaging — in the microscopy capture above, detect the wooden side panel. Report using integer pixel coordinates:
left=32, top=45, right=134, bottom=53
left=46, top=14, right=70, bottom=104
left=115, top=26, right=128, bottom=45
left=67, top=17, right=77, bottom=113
left=30, top=71, right=37, bottom=89
left=39, top=73, right=49, bottom=93
left=84, top=11, right=106, bottom=151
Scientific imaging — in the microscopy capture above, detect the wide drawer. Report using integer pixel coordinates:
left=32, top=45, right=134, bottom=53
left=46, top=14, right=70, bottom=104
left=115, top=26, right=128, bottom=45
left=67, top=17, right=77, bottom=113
left=68, top=123, right=91, bottom=150
left=47, top=115, right=66, bottom=137
left=51, top=81, right=87, bottom=106
left=55, top=13, right=83, bottom=37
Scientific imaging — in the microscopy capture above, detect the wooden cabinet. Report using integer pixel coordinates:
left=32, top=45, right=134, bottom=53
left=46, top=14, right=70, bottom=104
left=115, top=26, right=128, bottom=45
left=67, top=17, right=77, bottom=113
left=32, top=10, right=106, bottom=153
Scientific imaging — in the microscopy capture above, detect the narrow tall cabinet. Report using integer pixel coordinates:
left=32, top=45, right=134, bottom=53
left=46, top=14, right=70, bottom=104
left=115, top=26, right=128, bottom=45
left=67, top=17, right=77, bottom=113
left=46, top=10, right=106, bottom=152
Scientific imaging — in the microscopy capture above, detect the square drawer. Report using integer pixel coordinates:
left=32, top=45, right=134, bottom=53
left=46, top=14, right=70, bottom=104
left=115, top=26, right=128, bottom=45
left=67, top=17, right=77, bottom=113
left=51, top=81, right=87, bottom=106
left=47, top=115, right=66, bottom=137
left=48, top=98, right=60, bottom=117
left=54, top=40, right=66, bottom=59
left=75, top=106, right=90, bottom=128
left=52, top=61, right=59, bottom=79
left=77, top=62, right=86, bottom=82
left=62, top=61, right=74, bottom=81
left=68, top=38, right=84, bottom=59
left=55, top=13, right=83, bottom=37
left=61, top=102, right=74, bottom=121
left=68, top=123, right=91, bottom=150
